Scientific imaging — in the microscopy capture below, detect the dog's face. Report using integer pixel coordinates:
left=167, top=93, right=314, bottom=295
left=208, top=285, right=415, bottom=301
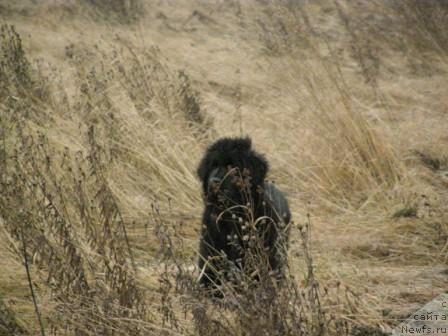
left=206, top=164, right=251, bottom=207
left=197, top=137, right=268, bottom=207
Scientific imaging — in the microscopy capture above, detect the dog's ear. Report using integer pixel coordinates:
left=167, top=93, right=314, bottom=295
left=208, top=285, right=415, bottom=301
left=197, top=152, right=211, bottom=185
left=248, top=150, right=269, bottom=186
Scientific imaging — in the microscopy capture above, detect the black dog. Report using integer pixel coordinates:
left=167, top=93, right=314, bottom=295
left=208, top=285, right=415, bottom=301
left=197, top=137, right=291, bottom=291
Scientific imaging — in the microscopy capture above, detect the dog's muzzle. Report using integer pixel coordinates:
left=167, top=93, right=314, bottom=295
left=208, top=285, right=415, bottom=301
left=208, top=176, right=221, bottom=194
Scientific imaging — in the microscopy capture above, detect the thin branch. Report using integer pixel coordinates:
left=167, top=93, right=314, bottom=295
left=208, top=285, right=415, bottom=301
left=20, top=226, right=46, bottom=336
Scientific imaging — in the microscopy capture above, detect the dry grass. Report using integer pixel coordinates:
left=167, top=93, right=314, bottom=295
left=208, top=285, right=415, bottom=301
left=0, top=1, right=447, bottom=335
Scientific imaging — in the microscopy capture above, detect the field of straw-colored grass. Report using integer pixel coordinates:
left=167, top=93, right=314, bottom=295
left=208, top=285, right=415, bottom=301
left=0, top=1, right=447, bottom=335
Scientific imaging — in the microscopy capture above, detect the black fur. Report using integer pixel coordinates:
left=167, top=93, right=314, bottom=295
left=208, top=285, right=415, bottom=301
left=197, top=137, right=291, bottom=290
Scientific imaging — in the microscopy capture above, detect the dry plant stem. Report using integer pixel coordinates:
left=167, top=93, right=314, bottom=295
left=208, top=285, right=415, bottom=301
left=20, top=226, right=45, bottom=336
left=87, top=125, right=137, bottom=273
left=302, top=213, right=314, bottom=285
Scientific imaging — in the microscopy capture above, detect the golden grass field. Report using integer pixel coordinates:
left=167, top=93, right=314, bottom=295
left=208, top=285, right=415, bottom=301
left=0, top=1, right=447, bottom=335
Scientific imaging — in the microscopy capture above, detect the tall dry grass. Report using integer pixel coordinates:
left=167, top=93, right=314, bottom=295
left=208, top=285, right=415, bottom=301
left=0, top=0, right=447, bottom=335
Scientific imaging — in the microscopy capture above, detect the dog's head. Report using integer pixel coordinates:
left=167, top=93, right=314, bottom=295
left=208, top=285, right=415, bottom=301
left=197, top=137, right=268, bottom=206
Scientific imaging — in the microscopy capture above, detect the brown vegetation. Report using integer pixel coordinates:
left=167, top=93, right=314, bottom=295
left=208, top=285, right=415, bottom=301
left=0, top=1, right=447, bottom=335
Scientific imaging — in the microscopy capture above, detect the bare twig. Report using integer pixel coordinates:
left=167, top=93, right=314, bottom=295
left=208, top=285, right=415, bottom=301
left=20, top=226, right=46, bottom=336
